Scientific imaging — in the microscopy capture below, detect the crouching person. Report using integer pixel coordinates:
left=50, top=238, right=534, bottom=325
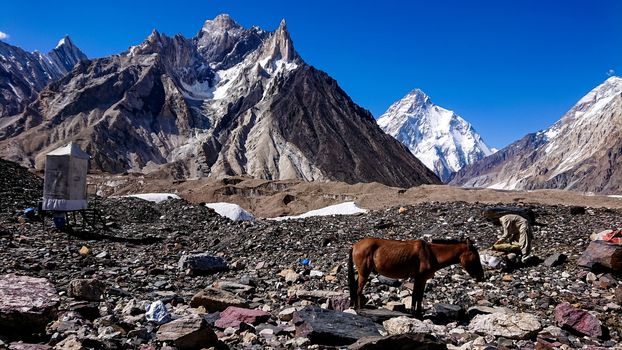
left=493, top=214, right=534, bottom=264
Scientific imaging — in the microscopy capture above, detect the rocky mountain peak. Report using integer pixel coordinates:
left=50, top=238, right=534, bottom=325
left=0, top=17, right=439, bottom=188
left=203, top=14, right=242, bottom=32
left=0, top=37, right=87, bottom=118
left=378, top=89, right=492, bottom=182
left=574, top=75, right=622, bottom=108
left=47, top=35, right=87, bottom=73
left=264, top=17, right=297, bottom=63
left=405, top=88, right=431, bottom=104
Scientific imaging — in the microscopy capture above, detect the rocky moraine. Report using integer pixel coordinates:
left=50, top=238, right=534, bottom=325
left=1, top=159, right=621, bottom=349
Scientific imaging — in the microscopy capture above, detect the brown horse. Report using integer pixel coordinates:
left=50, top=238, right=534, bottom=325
left=348, top=237, right=485, bottom=317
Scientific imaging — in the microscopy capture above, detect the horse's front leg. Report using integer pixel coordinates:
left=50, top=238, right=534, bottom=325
left=411, top=279, right=426, bottom=319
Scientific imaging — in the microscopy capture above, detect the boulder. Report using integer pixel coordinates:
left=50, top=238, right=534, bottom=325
left=293, top=306, right=381, bottom=346
left=278, top=307, right=297, bottom=321
left=189, top=288, right=248, bottom=312
left=156, top=315, right=218, bottom=350
left=0, top=274, right=59, bottom=333
left=68, top=279, right=105, bottom=301
left=53, top=335, right=85, bottom=350
left=468, top=312, right=542, bottom=339
left=178, top=253, right=228, bottom=275
left=348, top=333, right=447, bottom=350
left=554, top=302, right=603, bottom=338
left=214, top=306, right=271, bottom=329
left=383, top=316, right=445, bottom=335
left=8, top=343, right=52, bottom=350
left=377, top=276, right=401, bottom=287
left=294, top=289, right=348, bottom=301
left=433, top=303, right=465, bottom=320
left=577, top=241, right=622, bottom=272
left=543, top=253, right=567, bottom=267
left=357, top=309, right=411, bottom=323
left=466, top=305, right=512, bottom=318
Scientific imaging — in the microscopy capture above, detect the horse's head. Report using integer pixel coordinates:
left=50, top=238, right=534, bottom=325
left=459, top=238, right=486, bottom=282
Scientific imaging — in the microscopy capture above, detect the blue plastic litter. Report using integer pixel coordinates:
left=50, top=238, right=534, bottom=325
left=299, top=258, right=311, bottom=266
left=145, top=300, right=171, bottom=325
left=24, top=208, right=35, bottom=215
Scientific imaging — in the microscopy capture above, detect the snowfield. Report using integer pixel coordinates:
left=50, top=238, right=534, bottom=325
left=205, top=202, right=255, bottom=221
left=271, top=202, right=368, bottom=221
left=120, top=193, right=181, bottom=203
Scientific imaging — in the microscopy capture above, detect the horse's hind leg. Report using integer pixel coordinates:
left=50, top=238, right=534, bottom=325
left=356, top=270, right=370, bottom=309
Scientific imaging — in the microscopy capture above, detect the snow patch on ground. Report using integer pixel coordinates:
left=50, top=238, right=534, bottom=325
left=121, top=193, right=181, bottom=203
left=205, top=202, right=255, bottom=221
left=271, top=202, right=367, bottom=221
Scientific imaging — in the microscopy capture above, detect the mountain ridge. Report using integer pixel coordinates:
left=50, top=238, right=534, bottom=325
left=0, top=36, right=87, bottom=118
left=451, top=76, right=622, bottom=193
left=0, top=15, right=440, bottom=188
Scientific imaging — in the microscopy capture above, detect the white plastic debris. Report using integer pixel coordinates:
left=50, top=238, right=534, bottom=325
left=145, top=300, right=171, bottom=324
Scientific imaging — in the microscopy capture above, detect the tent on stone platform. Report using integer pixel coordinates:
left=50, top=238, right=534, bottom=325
left=42, top=142, right=90, bottom=211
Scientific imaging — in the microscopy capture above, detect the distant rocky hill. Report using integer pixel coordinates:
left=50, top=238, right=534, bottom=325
left=0, top=15, right=439, bottom=188
left=451, top=76, right=622, bottom=193
left=0, top=36, right=86, bottom=118
left=378, top=89, right=492, bottom=182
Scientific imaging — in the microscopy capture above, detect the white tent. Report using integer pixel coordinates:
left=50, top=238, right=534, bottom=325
left=42, top=142, right=90, bottom=211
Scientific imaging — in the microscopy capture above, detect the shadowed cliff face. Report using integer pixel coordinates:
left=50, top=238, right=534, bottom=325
left=451, top=76, right=622, bottom=194
left=0, top=14, right=439, bottom=188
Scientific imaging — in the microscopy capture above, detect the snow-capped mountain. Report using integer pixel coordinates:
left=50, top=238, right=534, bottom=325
left=451, top=76, right=622, bottom=193
left=0, top=36, right=86, bottom=117
left=378, top=89, right=492, bottom=182
left=0, top=15, right=440, bottom=188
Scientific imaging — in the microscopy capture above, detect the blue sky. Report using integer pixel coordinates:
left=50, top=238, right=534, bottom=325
left=1, top=0, right=620, bottom=148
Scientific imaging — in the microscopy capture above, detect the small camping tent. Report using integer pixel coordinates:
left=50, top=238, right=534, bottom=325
left=42, top=142, right=90, bottom=211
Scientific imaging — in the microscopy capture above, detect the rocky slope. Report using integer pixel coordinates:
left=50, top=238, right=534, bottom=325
left=1, top=159, right=621, bottom=349
left=0, top=15, right=439, bottom=188
left=378, top=89, right=492, bottom=182
left=0, top=36, right=86, bottom=118
left=451, top=76, right=622, bottom=193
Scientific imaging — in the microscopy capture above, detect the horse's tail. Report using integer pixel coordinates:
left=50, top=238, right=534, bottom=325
left=348, top=247, right=357, bottom=307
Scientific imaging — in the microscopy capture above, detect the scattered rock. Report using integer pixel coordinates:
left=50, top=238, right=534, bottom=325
left=189, top=288, right=248, bottom=312
left=383, top=316, right=444, bottom=335
left=554, top=302, right=603, bottom=338
left=68, top=279, right=105, bottom=301
left=8, top=343, right=52, bottom=350
left=156, top=315, right=218, bottom=350
left=543, top=253, right=567, bottom=267
left=433, top=303, right=464, bottom=320
left=78, top=246, right=90, bottom=256
left=577, top=241, right=622, bottom=272
left=357, top=309, right=411, bottom=323
left=348, top=333, right=447, bottom=350
left=293, top=306, right=381, bottom=346
left=278, top=307, right=297, bottom=321
left=178, top=253, right=228, bottom=275
left=468, top=312, right=542, bottom=339
left=214, top=306, right=270, bottom=329
left=0, top=274, right=59, bottom=333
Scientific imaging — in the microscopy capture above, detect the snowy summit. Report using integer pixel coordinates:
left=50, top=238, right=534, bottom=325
left=377, top=89, right=492, bottom=182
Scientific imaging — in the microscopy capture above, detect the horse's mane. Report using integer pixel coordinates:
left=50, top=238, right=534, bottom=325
left=430, top=239, right=465, bottom=244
